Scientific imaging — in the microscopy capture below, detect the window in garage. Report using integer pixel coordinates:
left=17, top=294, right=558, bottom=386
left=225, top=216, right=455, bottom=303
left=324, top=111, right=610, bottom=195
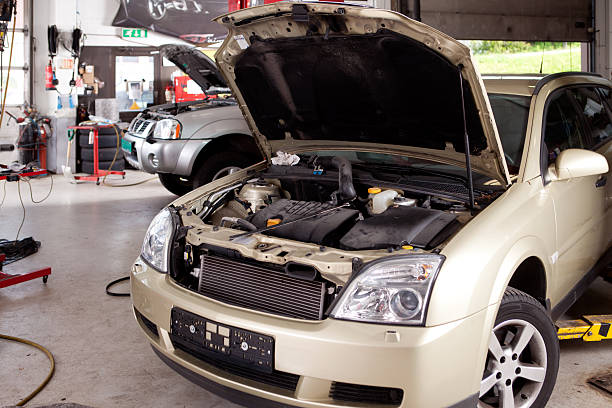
left=0, top=0, right=27, bottom=106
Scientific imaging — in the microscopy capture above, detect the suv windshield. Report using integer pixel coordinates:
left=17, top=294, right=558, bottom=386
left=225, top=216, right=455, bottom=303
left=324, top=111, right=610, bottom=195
left=488, top=93, right=531, bottom=173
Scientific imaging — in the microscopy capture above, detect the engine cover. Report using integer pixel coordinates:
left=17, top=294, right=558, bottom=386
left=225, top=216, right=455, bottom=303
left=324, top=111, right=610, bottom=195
left=249, top=199, right=359, bottom=245
left=340, top=206, right=458, bottom=250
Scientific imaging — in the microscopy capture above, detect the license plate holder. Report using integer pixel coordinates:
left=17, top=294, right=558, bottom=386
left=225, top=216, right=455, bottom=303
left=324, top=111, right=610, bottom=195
left=171, top=307, right=274, bottom=373
left=121, top=138, right=133, bottom=153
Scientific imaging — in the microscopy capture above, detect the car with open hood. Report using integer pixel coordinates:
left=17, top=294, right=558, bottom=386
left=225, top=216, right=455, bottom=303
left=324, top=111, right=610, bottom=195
left=130, top=3, right=611, bottom=408
left=121, top=44, right=261, bottom=195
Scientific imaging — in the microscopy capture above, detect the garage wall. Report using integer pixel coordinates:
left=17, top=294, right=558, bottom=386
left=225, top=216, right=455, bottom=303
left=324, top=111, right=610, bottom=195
left=32, top=0, right=188, bottom=117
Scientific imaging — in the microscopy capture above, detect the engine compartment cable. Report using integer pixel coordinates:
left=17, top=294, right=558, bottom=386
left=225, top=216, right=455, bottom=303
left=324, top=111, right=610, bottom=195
left=0, top=333, right=55, bottom=406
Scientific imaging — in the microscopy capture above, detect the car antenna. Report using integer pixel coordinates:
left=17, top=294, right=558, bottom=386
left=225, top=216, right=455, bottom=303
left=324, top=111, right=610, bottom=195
left=457, top=64, right=475, bottom=210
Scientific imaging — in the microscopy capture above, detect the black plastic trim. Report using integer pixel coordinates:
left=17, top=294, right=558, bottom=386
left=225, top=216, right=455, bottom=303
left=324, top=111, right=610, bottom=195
left=551, top=245, right=612, bottom=321
left=533, top=72, right=602, bottom=95
left=153, top=347, right=294, bottom=408
left=447, top=392, right=479, bottom=408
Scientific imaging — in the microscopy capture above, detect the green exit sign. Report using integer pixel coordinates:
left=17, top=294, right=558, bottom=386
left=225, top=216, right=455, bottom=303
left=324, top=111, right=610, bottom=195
left=122, top=28, right=148, bottom=39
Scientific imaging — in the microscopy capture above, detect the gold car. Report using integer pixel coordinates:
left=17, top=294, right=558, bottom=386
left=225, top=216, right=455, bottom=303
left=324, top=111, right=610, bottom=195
left=131, top=3, right=611, bottom=408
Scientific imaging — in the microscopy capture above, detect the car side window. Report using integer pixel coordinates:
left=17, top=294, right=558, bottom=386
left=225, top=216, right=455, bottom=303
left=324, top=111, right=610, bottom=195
left=543, top=91, right=588, bottom=165
left=568, top=87, right=612, bottom=149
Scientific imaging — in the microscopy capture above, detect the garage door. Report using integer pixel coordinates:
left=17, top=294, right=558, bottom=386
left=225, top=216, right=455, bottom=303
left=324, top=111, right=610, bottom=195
left=398, top=0, right=592, bottom=42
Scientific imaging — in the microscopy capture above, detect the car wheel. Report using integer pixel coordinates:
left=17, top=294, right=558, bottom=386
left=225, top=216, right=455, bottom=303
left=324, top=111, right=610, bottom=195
left=192, top=152, right=256, bottom=189
left=158, top=173, right=193, bottom=196
left=81, top=159, right=125, bottom=174
left=80, top=147, right=120, bottom=161
left=479, top=288, right=559, bottom=408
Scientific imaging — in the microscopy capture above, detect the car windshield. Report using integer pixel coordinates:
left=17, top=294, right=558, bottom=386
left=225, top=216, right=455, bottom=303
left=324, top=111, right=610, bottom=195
left=487, top=93, right=531, bottom=173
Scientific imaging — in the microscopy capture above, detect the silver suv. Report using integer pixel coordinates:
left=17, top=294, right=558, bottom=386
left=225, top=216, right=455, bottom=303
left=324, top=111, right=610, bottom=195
left=121, top=45, right=261, bottom=195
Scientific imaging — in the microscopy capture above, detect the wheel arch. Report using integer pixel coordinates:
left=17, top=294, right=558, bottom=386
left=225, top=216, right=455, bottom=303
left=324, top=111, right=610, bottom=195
left=186, top=133, right=262, bottom=176
left=490, top=236, right=553, bottom=311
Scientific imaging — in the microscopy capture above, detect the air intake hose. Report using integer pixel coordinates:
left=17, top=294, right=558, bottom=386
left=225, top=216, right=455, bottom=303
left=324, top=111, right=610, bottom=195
left=315, top=156, right=356, bottom=203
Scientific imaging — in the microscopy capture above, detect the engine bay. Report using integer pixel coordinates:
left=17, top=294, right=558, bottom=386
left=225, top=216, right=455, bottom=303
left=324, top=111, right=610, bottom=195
left=198, top=155, right=503, bottom=252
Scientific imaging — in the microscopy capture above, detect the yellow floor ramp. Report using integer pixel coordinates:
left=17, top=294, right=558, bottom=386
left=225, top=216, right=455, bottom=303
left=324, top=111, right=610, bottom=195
left=557, top=315, right=612, bottom=341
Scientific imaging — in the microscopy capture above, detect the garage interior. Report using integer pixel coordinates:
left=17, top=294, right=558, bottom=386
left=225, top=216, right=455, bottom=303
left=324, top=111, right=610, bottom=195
left=0, top=1, right=611, bottom=408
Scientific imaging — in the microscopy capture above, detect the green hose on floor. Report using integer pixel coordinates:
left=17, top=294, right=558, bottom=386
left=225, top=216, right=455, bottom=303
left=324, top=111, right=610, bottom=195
left=0, top=334, right=55, bottom=406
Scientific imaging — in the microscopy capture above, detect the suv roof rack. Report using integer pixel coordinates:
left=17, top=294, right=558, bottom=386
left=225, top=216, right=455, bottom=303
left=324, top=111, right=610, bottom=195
left=533, top=72, right=603, bottom=95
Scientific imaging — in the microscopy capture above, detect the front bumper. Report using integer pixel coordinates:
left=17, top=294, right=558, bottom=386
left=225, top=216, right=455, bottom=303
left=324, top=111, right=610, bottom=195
left=131, top=258, right=494, bottom=408
left=122, top=132, right=190, bottom=175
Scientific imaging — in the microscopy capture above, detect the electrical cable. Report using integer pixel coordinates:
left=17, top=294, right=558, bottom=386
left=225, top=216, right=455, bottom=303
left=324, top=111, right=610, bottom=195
left=0, top=7, right=16, bottom=129
left=15, top=178, right=25, bottom=241
left=0, top=333, right=55, bottom=407
left=100, top=125, right=158, bottom=187
left=105, top=276, right=130, bottom=297
left=0, top=179, right=6, bottom=208
left=24, top=175, right=53, bottom=203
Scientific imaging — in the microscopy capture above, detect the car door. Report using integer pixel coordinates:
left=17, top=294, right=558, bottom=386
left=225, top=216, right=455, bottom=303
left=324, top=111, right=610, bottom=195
left=542, top=87, right=607, bottom=303
left=593, top=87, right=612, bottom=251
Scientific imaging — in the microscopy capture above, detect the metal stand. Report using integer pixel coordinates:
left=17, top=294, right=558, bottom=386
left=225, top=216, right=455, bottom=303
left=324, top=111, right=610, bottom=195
left=69, top=125, right=125, bottom=185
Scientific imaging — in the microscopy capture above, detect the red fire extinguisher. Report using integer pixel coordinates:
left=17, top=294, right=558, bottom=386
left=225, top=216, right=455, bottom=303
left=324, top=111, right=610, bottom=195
left=45, top=60, right=57, bottom=90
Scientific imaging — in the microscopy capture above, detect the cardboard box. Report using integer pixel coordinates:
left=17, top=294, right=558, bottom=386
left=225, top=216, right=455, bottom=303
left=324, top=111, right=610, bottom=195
left=82, top=65, right=95, bottom=85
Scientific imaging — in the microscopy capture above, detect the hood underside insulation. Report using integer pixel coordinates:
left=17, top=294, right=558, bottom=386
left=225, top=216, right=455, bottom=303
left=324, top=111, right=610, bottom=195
left=233, top=29, right=487, bottom=155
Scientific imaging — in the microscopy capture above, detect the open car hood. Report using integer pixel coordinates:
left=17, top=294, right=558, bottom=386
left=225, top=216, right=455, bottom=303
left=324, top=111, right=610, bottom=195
left=214, top=3, right=511, bottom=185
left=160, top=44, right=228, bottom=91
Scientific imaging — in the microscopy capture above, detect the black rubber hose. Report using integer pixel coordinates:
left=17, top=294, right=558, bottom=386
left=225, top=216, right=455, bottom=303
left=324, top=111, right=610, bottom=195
left=315, top=156, right=357, bottom=202
left=105, top=276, right=130, bottom=297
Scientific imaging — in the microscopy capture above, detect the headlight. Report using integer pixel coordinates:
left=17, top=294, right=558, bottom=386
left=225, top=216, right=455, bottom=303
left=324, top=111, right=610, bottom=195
left=153, top=119, right=182, bottom=139
left=330, top=255, right=444, bottom=325
left=141, top=208, right=175, bottom=273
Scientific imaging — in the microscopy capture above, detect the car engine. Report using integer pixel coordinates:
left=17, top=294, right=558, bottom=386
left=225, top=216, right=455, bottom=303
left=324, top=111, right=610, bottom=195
left=203, top=156, right=474, bottom=251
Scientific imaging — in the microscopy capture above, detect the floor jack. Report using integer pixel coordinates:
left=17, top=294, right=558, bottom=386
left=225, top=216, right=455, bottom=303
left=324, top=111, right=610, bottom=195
left=0, top=168, right=51, bottom=288
left=556, top=267, right=612, bottom=342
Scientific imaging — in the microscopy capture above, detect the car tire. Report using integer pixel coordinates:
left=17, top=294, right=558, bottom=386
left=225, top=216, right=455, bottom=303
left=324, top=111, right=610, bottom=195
left=479, top=288, right=559, bottom=408
left=158, top=173, right=193, bottom=196
left=80, top=147, right=120, bottom=161
left=81, top=159, right=125, bottom=174
left=192, top=152, right=256, bottom=189
left=78, top=133, right=121, bottom=148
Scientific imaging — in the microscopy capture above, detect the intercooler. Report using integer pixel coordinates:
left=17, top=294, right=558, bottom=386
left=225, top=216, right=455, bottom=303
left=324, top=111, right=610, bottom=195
left=197, top=254, right=327, bottom=320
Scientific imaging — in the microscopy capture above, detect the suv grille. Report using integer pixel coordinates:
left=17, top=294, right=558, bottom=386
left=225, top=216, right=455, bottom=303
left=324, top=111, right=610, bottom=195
left=197, top=254, right=327, bottom=320
left=170, top=334, right=300, bottom=391
left=128, top=117, right=155, bottom=136
left=330, top=382, right=404, bottom=406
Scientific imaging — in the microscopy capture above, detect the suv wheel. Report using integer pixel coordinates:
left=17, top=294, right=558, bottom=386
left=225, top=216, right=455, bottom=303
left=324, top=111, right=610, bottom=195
left=479, top=288, right=559, bottom=408
left=158, top=173, right=193, bottom=196
left=192, top=152, right=256, bottom=189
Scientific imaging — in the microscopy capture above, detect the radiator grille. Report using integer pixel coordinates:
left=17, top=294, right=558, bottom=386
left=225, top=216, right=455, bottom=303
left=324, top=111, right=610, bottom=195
left=128, top=117, right=155, bottom=136
left=171, top=334, right=300, bottom=391
left=197, top=254, right=326, bottom=320
left=330, top=382, right=404, bottom=406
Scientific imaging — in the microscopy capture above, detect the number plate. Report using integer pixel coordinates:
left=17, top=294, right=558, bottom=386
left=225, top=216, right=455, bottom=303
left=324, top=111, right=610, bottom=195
left=121, top=139, right=132, bottom=153
left=171, top=308, right=274, bottom=373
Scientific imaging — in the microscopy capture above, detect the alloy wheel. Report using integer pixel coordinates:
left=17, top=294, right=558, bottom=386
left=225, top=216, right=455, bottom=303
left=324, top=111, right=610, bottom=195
left=479, top=319, right=547, bottom=408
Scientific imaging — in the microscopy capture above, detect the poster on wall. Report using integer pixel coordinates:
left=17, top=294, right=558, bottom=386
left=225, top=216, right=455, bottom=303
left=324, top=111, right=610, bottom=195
left=112, top=0, right=228, bottom=45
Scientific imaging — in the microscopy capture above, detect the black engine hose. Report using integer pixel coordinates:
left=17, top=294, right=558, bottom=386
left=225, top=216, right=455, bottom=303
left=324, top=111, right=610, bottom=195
left=314, top=156, right=357, bottom=203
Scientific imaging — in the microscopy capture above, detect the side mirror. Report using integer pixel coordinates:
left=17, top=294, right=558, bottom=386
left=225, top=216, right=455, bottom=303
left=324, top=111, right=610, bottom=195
left=548, top=148, right=609, bottom=181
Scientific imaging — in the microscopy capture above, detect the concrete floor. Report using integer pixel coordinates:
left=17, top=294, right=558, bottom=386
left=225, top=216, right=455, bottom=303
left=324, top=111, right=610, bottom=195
left=0, top=172, right=610, bottom=407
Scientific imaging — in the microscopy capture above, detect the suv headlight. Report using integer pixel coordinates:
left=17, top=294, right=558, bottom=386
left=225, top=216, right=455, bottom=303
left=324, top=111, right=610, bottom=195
left=141, top=208, right=175, bottom=273
left=330, top=255, right=444, bottom=326
left=153, top=118, right=182, bottom=139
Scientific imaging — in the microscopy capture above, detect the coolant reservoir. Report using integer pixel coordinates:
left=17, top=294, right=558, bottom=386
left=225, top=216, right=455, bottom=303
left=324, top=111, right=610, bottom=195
left=369, top=188, right=398, bottom=214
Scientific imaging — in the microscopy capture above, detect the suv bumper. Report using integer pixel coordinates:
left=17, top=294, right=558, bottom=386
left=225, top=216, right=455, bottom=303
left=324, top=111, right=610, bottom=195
left=131, top=259, right=495, bottom=408
left=122, top=132, right=190, bottom=175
